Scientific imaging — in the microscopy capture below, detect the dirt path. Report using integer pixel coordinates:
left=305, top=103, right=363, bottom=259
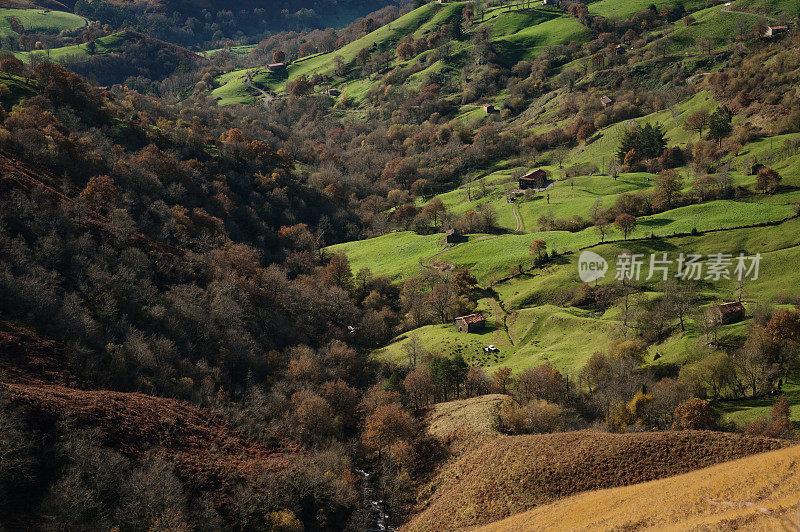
left=512, top=203, right=523, bottom=232
left=687, top=72, right=711, bottom=85
left=720, top=4, right=777, bottom=22
left=245, top=75, right=273, bottom=109
left=488, top=297, right=514, bottom=347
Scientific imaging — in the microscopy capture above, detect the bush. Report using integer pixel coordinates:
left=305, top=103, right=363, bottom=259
left=744, top=396, right=795, bottom=440
left=526, top=399, right=565, bottom=433
left=606, top=401, right=633, bottom=433
left=671, top=398, right=719, bottom=430
left=495, top=397, right=528, bottom=434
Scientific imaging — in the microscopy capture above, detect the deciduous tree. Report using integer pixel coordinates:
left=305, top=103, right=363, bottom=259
left=614, top=213, right=637, bottom=240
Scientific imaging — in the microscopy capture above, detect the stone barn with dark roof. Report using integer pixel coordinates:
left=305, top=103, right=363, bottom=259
left=706, top=302, right=745, bottom=325
left=455, top=313, right=485, bottom=333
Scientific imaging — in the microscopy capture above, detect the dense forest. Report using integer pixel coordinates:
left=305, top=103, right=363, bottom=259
left=0, top=57, right=407, bottom=528
left=73, top=0, right=405, bottom=48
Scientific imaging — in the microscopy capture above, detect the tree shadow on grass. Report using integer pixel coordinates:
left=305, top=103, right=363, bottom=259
left=638, top=217, right=673, bottom=227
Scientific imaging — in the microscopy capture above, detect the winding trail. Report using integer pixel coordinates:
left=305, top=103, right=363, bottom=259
left=488, top=297, right=514, bottom=347
left=511, top=203, right=523, bottom=232
left=719, top=4, right=778, bottom=22
left=244, top=74, right=273, bottom=109
left=687, top=72, right=711, bottom=85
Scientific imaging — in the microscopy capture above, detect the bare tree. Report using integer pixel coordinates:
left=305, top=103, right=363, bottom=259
left=403, top=334, right=424, bottom=369
left=552, top=147, right=569, bottom=169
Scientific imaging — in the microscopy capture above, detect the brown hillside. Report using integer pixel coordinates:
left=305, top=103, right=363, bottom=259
left=423, top=394, right=505, bottom=439
left=477, top=443, right=800, bottom=531
left=404, top=430, right=789, bottom=531
left=0, top=322, right=300, bottom=495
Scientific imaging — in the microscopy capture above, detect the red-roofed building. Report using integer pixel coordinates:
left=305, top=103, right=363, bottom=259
left=707, top=302, right=745, bottom=325
left=519, top=169, right=549, bottom=189
left=455, top=313, right=485, bottom=333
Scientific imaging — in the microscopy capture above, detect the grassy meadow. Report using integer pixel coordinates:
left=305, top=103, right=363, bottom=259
left=0, top=8, right=85, bottom=37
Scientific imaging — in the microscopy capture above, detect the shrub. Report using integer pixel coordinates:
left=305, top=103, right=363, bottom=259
left=671, top=398, right=719, bottom=430
left=526, top=399, right=565, bottom=433
left=495, top=397, right=528, bottom=434
left=606, top=401, right=633, bottom=433
left=744, top=396, right=795, bottom=439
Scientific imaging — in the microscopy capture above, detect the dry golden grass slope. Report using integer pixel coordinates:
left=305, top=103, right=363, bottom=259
left=404, top=431, right=789, bottom=531
left=477, top=443, right=800, bottom=532
left=423, top=394, right=505, bottom=439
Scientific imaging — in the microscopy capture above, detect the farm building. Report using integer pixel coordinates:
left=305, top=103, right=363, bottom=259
left=600, top=95, right=613, bottom=108
left=445, top=228, right=466, bottom=244
left=267, top=62, right=286, bottom=72
left=455, top=313, right=485, bottom=333
left=706, top=302, right=745, bottom=325
left=519, top=169, right=550, bottom=189
left=483, top=103, right=495, bottom=114
left=765, top=26, right=788, bottom=37
left=326, top=88, right=341, bottom=97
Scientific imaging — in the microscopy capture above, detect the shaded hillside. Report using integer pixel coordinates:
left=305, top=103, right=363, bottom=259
left=478, top=443, right=800, bottom=531
left=69, top=0, right=404, bottom=49
left=15, top=30, right=208, bottom=89
left=405, top=430, right=789, bottom=531
left=0, top=149, right=185, bottom=258
left=0, top=59, right=376, bottom=528
left=0, top=1, right=68, bottom=10
left=0, top=322, right=300, bottom=496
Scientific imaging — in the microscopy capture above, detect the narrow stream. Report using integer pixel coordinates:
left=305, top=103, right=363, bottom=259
left=356, top=468, right=396, bottom=532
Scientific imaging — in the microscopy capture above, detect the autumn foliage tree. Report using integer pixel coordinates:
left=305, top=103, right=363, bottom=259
left=494, top=366, right=514, bottom=394
left=654, top=169, right=683, bottom=208
left=745, top=395, right=794, bottom=439
left=755, top=166, right=782, bottom=194
left=396, top=42, right=414, bottom=60
left=80, top=175, right=121, bottom=212
left=683, top=109, right=710, bottom=138
left=421, top=197, right=446, bottom=228
left=287, top=75, right=313, bottom=97
left=529, top=239, right=547, bottom=263
left=671, top=398, right=718, bottom=430
left=765, top=309, right=800, bottom=345
left=362, top=403, right=417, bottom=457
left=452, top=268, right=477, bottom=296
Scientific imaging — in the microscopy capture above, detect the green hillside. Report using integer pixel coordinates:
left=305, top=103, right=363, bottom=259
left=13, top=32, right=131, bottom=62
left=201, top=0, right=800, bottom=429
left=211, top=2, right=463, bottom=105
left=0, top=8, right=85, bottom=37
left=211, top=2, right=595, bottom=105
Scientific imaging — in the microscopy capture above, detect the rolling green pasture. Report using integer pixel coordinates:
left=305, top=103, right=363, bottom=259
left=336, top=198, right=794, bottom=286
left=212, top=2, right=466, bottom=105
left=0, top=8, right=84, bottom=37
left=327, top=231, right=444, bottom=280
left=14, top=32, right=131, bottom=62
